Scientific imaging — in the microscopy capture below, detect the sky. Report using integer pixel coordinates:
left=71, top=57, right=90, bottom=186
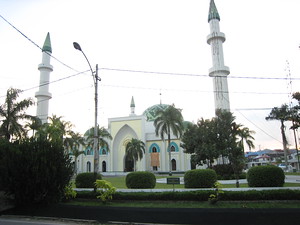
left=1, top=0, right=300, bottom=151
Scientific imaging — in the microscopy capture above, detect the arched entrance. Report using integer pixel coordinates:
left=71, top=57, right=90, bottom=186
left=171, top=159, right=176, bottom=171
left=86, top=161, right=91, bottom=172
left=102, top=161, right=107, bottom=172
left=124, top=155, right=134, bottom=172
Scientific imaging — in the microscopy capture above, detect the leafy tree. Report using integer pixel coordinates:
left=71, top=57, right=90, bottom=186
left=0, top=88, right=34, bottom=141
left=266, top=104, right=290, bottom=169
left=181, top=118, right=218, bottom=167
left=125, top=138, right=145, bottom=171
left=182, top=110, right=251, bottom=187
left=154, top=104, right=184, bottom=175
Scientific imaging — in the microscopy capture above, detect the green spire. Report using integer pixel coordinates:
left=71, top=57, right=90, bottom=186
left=208, top=0, right=220, bottom=22
left=130, top=96, right=135, bottom=107
left=42, top=32, right=52, bottom=53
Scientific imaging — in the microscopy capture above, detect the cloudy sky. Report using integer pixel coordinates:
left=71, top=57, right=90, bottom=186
left=1, top=0, right=300, bottom=151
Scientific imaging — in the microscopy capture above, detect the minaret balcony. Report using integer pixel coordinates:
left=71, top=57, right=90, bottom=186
left=209, top=66, right=230, bottom=77
left=207, top=32, right=226, bottom=44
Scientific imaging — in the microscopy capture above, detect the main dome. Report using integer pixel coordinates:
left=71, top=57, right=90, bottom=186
left=143, top=104, right=170, bottom=121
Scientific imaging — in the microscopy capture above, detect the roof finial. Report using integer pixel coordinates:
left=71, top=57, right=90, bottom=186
left=208, top=0, right=220, bottom=23
left=159, top=91, right=162, bottom=105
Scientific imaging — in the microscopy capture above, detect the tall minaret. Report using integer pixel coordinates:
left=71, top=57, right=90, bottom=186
left=35, top=32, right=53, bottom=124
left=207, top=0, right=230, bottom=112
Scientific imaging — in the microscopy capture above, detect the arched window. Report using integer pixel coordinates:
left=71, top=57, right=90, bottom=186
left=168, top=142, right=179, bottom=152
left=87, top=161, right=91, bottom=172
left=86, top=148, right=93, bottom=155
left=170, top=145, right=175, bottom=152
left=100, top=147, right=107, bottom=155
left=149, top=143, right=160, bottom=153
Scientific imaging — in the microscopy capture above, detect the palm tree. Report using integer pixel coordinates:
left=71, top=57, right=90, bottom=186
left=154, top=104, right=184, bottom=176
left=35, top=115, right=73, bottom=146
left=0, top=88, right=34, bottom=141
left=85, top=126, right=112, bottom=152
left=125, top=138, right=145, bottom=171
left=266, top=104, right=291, bottom=170
left=25, top=116, right=42, bottom=138
left=237, top=127, right=255, bottom=153
left=67, top=131, right=86, bottom=175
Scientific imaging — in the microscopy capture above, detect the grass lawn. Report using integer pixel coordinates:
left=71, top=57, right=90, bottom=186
left=65, top=199, right=300, bottom=208
left=100, top=175, right=300, bottom=189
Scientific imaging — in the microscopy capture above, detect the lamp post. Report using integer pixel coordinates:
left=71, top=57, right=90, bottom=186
left=73, top=42, right=100, bottom=186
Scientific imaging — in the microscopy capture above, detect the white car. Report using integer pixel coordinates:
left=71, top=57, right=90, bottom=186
left=278, top=163, right=293, bottom=172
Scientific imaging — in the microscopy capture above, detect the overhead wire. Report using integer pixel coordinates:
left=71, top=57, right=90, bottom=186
left=0, top=13, right=297, bottom=146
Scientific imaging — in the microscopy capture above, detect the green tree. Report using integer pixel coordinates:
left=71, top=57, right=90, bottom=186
left=125, top=138, right=145, bottom=171
left=0, top=88, right=34, bottom=141
left=154, top=104, right=184, bottom=176
left=266, top=104, right=290, bottom=170
left=181, top=118, right=218, bottom=167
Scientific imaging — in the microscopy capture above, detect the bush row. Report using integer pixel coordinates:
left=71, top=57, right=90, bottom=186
left=75, top=165, right=286, bottom=189
left=76, top=189, right=300, bottom=201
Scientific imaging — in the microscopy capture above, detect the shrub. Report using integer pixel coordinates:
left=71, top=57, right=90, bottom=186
left=247, top=165, right=285, bottom=187
left=75, top=172, right=102, bottom=188
left=75, top=189, right=300, bottom=201
left=95, top=179, right=116, bottom=203
left=0, top=138, right=74, bottom=205
left=212, top=164, right=234, bottom=180
left=184, top=169, right=217, bottom=188
left=126, top=171, right=156, bottom=189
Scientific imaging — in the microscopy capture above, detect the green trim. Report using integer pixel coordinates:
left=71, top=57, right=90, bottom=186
left=208, top=0, right=220, bottom=22
left=42, top=32, right=52, bottom=53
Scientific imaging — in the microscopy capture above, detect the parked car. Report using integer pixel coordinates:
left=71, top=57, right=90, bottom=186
left=278, top=163, right=293, bottom=172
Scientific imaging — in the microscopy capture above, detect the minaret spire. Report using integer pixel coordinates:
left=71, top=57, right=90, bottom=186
left=35, top=32, right=53, bottom=124
left=207, top=0, right=230, bottom=112
left=208, top=0, right=220, bottom=22
left=130, top=96, right=135, bottom=116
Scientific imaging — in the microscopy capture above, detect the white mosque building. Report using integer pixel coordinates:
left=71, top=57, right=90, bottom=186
left=36, top=0, right=230, bottom=174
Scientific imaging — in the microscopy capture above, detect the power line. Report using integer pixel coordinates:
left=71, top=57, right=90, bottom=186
left=0, top=14, right=79, bottom=73
left=99, top=67, right=300, bottom=81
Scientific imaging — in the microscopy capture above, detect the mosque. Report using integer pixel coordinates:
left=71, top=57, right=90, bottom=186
left=35, top=0, right=230, bottom=174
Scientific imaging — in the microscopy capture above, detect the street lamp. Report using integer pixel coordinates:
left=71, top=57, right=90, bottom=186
left=73, top=42, right=100, bottom=186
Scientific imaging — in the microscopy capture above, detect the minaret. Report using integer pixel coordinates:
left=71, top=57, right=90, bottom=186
left=35, top=32, right=53, bottom=124
left=207, top=0, right=230, bottom=112
left=130, top=96, right=135, bottom=116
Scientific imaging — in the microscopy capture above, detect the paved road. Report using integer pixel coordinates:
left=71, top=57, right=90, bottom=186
left=0, top=216, right=98, bottom=225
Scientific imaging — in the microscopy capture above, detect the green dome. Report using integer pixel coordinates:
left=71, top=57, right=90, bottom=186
left=143, top=104, right=170, bottom=121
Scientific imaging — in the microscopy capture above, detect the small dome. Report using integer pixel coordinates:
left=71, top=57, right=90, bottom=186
left=143, top=104, right=170, bottom=121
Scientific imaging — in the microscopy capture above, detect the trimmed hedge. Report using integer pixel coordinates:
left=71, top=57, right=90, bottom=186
left=75, top=189, right=300, bottom=201
left=247, top=165, right=285, bottom=187
left=75, top=173, right=102, bottom=188
left=0, top=139, right=73, bottom=205
left=126, top=171, right=156, bottom=189
left=184, top=169, right=217, bottom=188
